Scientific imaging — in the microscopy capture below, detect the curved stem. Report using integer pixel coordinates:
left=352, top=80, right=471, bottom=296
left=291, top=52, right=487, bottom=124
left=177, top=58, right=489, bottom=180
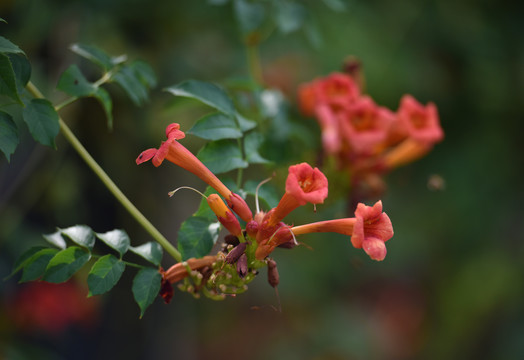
left=26, top=81, right=182, bottom=263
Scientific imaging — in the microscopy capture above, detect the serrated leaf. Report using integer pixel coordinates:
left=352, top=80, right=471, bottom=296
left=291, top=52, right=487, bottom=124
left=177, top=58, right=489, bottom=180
left=7, top=246, right=47, bottom=279
left=22, top=98, right=60, bottom=148
left=70, top=43, right=115, bottom=70
left=60, top=225, right=95, bottom=250
left=95, top=229, right=130, bottom=257
left=112, top=65, right=149, bottom=106
left=235, top=113, right=256, bottom=132
left=57, top=64, right=96, bottom=97
left=178, top=216, right=220, bottom=260
left=0, top=36, right=24, bottom=55
left=275, top=1, right=306, bottom=34
left=188, top=112, right=242, bottom=140
left=131, top=60, right=157, bottom=88
left=244, top=131, right=270, bottom=164
left=197, top=139, right=248, bottom=174
left=19, top=248, right=60, bottom=282
left=87, top=254, right=125, bottom=296
left=93, top=87, right=113, bottom=130
left=165, top=80, right=235, bottom=117
left=0, top=111, right=18, bottom=162
left=8, top=53, right=31, bottom=88
left=132, top=267, right=161, bottom=318
left=0, top=53, right=22, bottom=104
left=234, top=0, right=266, bottom=35
left=43, top=231, right=67, bottom=249
left=243, top=179, right=280, bottom=210
left=43, top=246, right=91, bottom=283
left=129, top=242, right=163, bottom=266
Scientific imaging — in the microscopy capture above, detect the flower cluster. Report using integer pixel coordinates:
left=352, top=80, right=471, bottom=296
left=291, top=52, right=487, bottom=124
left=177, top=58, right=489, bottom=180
left=137, top=123, right=394, bottom=300
left=298, top=71, right=444, bottom=191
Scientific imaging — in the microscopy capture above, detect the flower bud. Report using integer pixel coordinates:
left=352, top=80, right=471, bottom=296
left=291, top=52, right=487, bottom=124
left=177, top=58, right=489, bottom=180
left=267, top=259, right=279, bottom=288
left=236, top=253, right=248, bottom=278
left=246, top=220, right=259, bottom=239
left=207, top=194, right=242, bottom=237
left=225, top=242, right=247, bottom=265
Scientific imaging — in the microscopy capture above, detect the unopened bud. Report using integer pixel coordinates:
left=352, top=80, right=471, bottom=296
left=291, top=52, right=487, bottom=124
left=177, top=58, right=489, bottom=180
left=267, top=259, right=279, bottom=288
left=225, top=242, right=247, bottom=264
left=227, top=192, right=253, bottom=222
left=237, top=253, right=248, bottom=278
left=277, top=240, right=297, bottom=249
left=246, top=220, right=259, bottom=239
left=208, top=194, right=243, bottom=237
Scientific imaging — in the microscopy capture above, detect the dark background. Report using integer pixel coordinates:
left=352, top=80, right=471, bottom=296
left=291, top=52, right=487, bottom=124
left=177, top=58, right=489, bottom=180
left=1, top=0, right=523, bottom=359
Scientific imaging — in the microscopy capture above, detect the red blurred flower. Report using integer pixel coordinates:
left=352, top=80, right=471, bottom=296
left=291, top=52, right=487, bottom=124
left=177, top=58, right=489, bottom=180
left=397, top=95, right=443, bottom=146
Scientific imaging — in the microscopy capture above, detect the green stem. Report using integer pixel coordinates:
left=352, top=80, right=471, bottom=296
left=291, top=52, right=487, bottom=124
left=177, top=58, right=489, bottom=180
left=246, top=44, right=263, bottom=85
left=26, top=81, right=182, bottom=263
left=55, top=96, right=78, bottom=111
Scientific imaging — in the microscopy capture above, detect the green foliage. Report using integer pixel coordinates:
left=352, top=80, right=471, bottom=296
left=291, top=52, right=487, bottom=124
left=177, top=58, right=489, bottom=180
left=87, top=254, right=126, bottom=297
left=188, top=112, right=243, bottom=140
left=19, top=248, right=60, bottom=283
left=197, top=139, right=248, bottom=174
left=178, top=217, right=220, bottom=260
left=43, top=246, right=91, bottom=283
left=0, top=52, right=23, bottom=104
left=95, top=229, right=131, bottom=257
left=129, top=242, right=163, bottom=266
left=0, top=111, right=18, bottom=162
left=132, top=268, right=162, bottom=318
left=21, top=99, right=60, bottom=148
left=59, top=225, right=96, bottom=251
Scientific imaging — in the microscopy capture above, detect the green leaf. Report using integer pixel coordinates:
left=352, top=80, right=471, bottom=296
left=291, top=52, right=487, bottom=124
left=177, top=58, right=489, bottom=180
left=165, top=80, right=235, bottom=117
left=178, top=216, right=220, bottom=260
left=43, top=230, right=67, bottom=249
left=57, top=64, right=96, bottom=97
left=60, top=225, right=95, bottom=250
left=93, top=87, right=113, bottom=130
left=234, top=0, right=266, bottom=35
left=188, top=112, right=242, bottom=140
left=0, top=36, right=24, bottom=54
left=69, top=43, right=115, bottom=70
left=0, top=111, right=18, bottom=162
left=8, top=53, right=31, bottom=88
left=244, top=131, right=270, bottom=164
left=19, top=248, right=60, bottom=282
left=275, top=1, right=306, bottom=34
left=131, top=60, right=157, bottom=88
left=235, top=113, right=256, bottom=132
left=87, top=254, right=125, bottom=296
left=7, top=246, right=47, bottom=279
left=112, top=64, right=149, bottom=106
left=132, top=267, right=161, bottom=318
left=322, top=0, right=347, bottom=12
left=243, top=179, right=280, bottom=210
left=197, top=139, right=248, bottom=174
left=22, top=98, right=60, bottom=148
left=95, top=229, right=130, bottom=257
left=0, top=53, right=22, bottom=104
left=0, top=18, right=6, bottom=24
left=43, top=246, right=91, bottom=283
left=129, top=242, right=163, bottom=266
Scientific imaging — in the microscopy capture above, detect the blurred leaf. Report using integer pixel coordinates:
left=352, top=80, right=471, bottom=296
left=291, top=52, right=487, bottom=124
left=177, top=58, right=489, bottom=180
left=112, top=64, right=149, bottom=106
left=43, top=230, right=67, bottom=249
left=8, top=53, right=31, bottom=88
left=95, top=229, right=130, bottom=257
left=87, top=254, right=125, bottom=296
left=165, top=79, right=235, bottom=116
left=178, top=216, right=220, bottom=260
left=0, top=36, right=24, bottom=54
left=60, top=225, right=96, bottom=251
left=208, top=0, right=230, bottom=4
left=7, top=246, right=47, bottom=279
left=129, top=242, right=163, bottom=266
left=131, top=60, right=157, bottom=88
left=244, top=131, right=270, bottom=164
left=275, top=1, right=306, bottom=34
left=0, top=18, right=6, bottom=24
left=236, top=113, right=257, bottom=132
left=0, top=53, right=22, bottom=104
left=43, top=246, right=91, bottom=283
left=22, top=99, right=59, bottom=148
left=70, top=43, right=116, bottom=70
left=0, top=111, right=18, bottom=162
left=303, top=19, right=323, bottom=49
left=321, top=0, right=347, bottom=12
left=197, top=139, right=248, bottom=174
left=57, top=64, right=96, bottom=97
left=234, top=0, right=265, bottom=35
left=188, top=112, right=242, bottom=140
left=19, top=248, right=60, bottom=282
left=244, top=179, right=280, bottom=210
left=93, top=87, right=113, bottom=130
left=132, top=267, right=161, bottom=318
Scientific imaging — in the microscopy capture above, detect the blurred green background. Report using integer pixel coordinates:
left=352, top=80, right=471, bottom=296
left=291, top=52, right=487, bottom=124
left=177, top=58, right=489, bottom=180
left=1, top=0, right=523, bottom=359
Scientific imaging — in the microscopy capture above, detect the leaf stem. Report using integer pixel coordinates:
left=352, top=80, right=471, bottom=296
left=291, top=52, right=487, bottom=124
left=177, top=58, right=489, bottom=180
left=26, top=81, right=182, bottom=263
left=246, top=44, right=263, bottom=85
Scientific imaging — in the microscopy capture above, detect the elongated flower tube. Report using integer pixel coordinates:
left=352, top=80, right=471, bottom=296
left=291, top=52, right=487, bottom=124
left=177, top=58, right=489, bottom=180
left=163, top=255, right=218, bottom=284
left=207, top=194, right=242, bottom=238
left=136, top=123, right=252, bottom=222
left=265, top=163, right=328, bottom=228
left=256, top=201, right=393, bottom=261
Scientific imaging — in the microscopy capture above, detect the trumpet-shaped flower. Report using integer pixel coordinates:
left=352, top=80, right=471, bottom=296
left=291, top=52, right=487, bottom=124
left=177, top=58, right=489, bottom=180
left=397, top=95, right=443, bottom=146
left=136, top=123, right=252, bottom=222
left=207, top=194, right=242, bottom=238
